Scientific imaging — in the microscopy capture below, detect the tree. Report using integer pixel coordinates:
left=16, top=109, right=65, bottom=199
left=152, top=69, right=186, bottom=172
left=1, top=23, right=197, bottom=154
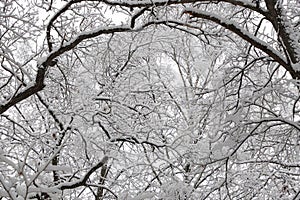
left=0, top=0, right=299, bottom=199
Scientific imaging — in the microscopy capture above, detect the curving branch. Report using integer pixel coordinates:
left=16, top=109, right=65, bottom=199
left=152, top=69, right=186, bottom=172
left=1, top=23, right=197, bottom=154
left=2, top=0, right=291, bottom=115
left=182, top=8, right=300, bottom=79
left=57, top=156, right=109, bottom=190
left=0, top=26, right=131, bottom=115
left=0, top=67, right=46, bottom=114
left=101, top=0, right=267, bottom=15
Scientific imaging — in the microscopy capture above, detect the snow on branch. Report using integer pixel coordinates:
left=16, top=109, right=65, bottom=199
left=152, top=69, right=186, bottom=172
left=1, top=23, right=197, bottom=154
left=101, top=0, right=266, bottom=14
left=182, top=8, right=300, bottom=79
left=110, top=136, right=167, bottom=148
left=101, top=0, right=197, bottom=7
left=56, top=156, right=109, bottom=190
left=0, top=67, right=46, bottom=114
left=43, top=25, right=131, bottom=68
left=0, top=25, right=131, bottom=115
left=23, top=156, right=110, bottom=200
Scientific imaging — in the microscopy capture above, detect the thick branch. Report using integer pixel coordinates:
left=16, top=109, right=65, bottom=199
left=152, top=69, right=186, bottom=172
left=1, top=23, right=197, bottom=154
left=265, top=0, right=299, bottom=64
left=58, top=156, right=109, bottom=190
left=0, top=26, right=131, bottom=115
left=101, top=0, right=267, bottom=15
left=183, top=9, right=300, bottom=79
left=96, top=163, right=109, bottom=200
left=0, top=68, right=46, bottom=114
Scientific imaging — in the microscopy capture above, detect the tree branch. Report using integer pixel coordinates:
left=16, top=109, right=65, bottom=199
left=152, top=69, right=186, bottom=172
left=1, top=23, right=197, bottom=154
left=58, top=156, right=109, bottom=190
left=0, top=67, right=46, bottom=114
left=183, top=8, right=300, bottom=79
left=0, top=26, right=131, bottom=115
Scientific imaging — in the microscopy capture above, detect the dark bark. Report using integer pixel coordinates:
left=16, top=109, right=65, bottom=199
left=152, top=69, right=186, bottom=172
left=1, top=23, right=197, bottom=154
left=264, top=0, right=299, bottom=64
left=0, top=67, right=46, bottom=114
left=184, top=4, right=300, bottom=79
left=59, top=156, right=109, bottom=190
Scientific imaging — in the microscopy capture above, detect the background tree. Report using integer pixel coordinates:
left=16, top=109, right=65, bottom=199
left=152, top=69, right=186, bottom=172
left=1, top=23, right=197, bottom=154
left=0, top=0, right=299, bottom=199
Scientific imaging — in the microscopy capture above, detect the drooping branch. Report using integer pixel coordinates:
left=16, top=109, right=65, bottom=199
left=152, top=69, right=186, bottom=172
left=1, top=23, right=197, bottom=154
left=0, top=26, right=131, bottom=115
left=183, top=8, right=300, bottom=79
left=58, top=156, right=109, bottom=190
left=0, top=0, right=285, bottom=115
left=101, top=0, right=267, bottom=16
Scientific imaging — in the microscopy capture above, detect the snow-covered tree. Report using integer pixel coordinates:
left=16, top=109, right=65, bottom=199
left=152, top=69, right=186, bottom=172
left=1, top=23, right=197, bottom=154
left=0, top=0, right=299, bottom=199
